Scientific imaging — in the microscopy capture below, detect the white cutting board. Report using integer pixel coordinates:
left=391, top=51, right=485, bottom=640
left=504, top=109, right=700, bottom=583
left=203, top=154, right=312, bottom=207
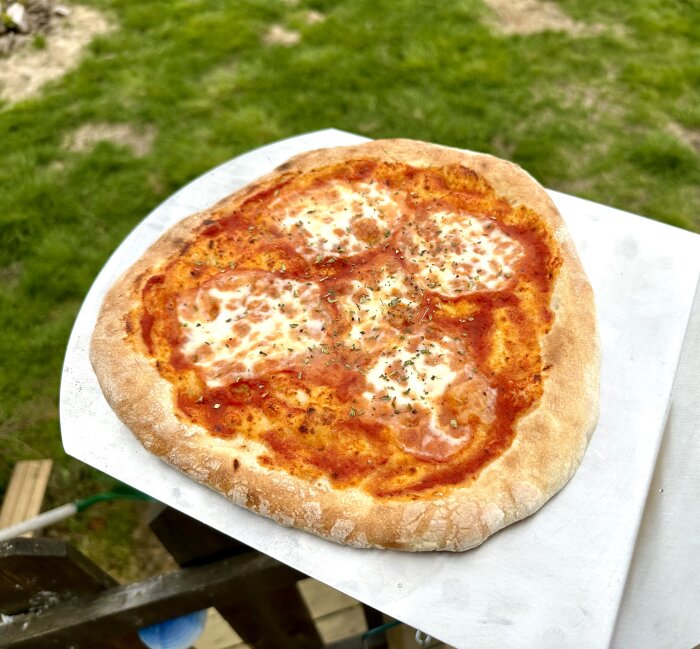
left=60, top=129, right=700, bottom=648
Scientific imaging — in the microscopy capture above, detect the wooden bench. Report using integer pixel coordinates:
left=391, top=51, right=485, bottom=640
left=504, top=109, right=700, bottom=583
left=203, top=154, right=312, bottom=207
left=0, top=460, right=52, bottom=536
left=0, top=466, right=429, bottom=648
left=0, top=505, right=392, bottom=649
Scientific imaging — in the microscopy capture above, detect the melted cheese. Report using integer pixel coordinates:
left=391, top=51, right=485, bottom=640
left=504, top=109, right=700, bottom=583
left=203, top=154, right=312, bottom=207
left=276, top=182, right=398, bottom=258
left=179, top=274, right=327, bottom=386
left=334, top=270, right=480, bottom=459
left=363, top=338, right=456, bottom=421
left=138, top=158, right=558, bottom=496
left=362, top=341, right=496, bottom=460
left=340, top=272, right=423, bottom=341
left=407, top=211, right=523, bottom=296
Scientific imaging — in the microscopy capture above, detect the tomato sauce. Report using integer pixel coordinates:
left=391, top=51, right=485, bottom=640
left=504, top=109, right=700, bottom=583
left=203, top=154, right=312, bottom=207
left=133, top=160, right=560, bottom=497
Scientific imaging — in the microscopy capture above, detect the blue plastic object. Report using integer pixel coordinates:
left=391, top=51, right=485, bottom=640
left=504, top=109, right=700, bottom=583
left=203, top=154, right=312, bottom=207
left=137, top=609, right=207, bottom=649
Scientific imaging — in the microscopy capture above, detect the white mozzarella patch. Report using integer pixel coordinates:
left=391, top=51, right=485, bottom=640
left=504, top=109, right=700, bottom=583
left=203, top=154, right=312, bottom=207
left=362, top=337, right=457, bottom=434
left=408, top=211, right=523, bottom=296
left=363, top=338, right=456, bottom=414
left=277, top=182, right=397, bottom=258
left=337, top=268, right=477, bottom=456
left=178, top=275, right=326, bottom=386
left=340, top=272, right=422, bottom=341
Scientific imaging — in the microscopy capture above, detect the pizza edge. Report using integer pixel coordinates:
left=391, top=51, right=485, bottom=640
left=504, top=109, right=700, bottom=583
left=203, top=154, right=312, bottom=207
left=90, top=139, right=600, bottom=551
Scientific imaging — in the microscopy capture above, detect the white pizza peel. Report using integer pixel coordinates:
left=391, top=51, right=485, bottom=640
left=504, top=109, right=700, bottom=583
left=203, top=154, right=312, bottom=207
left=60, top=129, right=700, bottom=648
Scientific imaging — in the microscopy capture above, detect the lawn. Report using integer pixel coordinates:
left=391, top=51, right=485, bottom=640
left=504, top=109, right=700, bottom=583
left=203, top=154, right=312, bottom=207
left=1, top=0, right=698, bottom=579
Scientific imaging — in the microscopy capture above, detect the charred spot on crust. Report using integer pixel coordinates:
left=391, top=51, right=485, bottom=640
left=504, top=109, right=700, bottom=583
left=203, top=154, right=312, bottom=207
left=233, top=458, right=240, bottom=471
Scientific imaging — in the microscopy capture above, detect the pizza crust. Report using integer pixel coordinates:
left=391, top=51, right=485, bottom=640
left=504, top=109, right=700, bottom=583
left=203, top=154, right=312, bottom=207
left=90, top=138, right=599, bottom=551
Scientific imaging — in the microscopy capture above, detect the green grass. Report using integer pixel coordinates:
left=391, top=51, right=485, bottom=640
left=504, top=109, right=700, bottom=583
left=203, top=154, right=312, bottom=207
left=1, top=0, right=698, bottom=577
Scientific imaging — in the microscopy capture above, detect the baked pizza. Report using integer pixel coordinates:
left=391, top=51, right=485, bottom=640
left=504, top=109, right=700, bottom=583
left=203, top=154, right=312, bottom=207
left=90, top=139, right=599, bottom=551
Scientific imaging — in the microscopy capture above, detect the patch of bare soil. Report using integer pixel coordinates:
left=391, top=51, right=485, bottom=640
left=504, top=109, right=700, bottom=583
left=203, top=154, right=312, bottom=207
left=64, top=122, right=156, bottom=157
left=263, top=24, right=301, bottom=46
left=667, top=121, right=700, bottom=154
left=0, top=5, right=112, bottom=104
left=483, top=0, right=605, bottom=36
left=305, top=10, right=325, bottom=25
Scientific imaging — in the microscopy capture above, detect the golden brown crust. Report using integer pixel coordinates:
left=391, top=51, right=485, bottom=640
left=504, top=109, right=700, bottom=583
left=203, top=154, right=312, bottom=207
left=90, top=138, right=599, bottom=551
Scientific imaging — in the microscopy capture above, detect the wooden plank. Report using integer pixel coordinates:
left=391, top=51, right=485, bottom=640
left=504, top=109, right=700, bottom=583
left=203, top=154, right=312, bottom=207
left=0, top=460, right=52, bottom=535
left=297, top=578, right=386, bottom=648
left=216, top=580, right=323, bottom=649
left=297, top=578, right=360, bottom=619
left=0, top=464, right=27, bottom=529
left=0, top=537, right=118, bottom=615
left=195, top=608, right=246, bottom=649
left=196, top=585, right=372, bottom=649
left=360, top=604, right=388, bottom=649
left=0, top=551, right=294, bottom=648
left=149, top=506, right=323, bottom=649
left=148, top=504, right=250, bottom=567
left=314, top=605, right=367, bottom=645
left=0, top=537, right=143, bottom=647
left=23, top=461, right=52, bottom=526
